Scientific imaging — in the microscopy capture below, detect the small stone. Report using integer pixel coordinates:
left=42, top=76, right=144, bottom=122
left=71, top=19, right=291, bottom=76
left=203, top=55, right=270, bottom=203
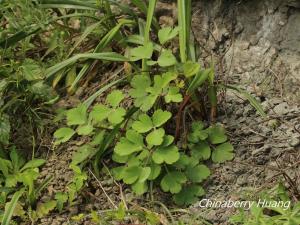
left=273, top=102, right=289, bottom=115
left=289, top=137, right=300, bottom=147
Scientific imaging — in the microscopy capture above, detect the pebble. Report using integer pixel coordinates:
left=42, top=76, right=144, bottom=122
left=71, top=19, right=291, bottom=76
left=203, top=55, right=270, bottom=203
left=289, top=137, right=300, bottom=147
left=273, top=102, right=289, bottom=115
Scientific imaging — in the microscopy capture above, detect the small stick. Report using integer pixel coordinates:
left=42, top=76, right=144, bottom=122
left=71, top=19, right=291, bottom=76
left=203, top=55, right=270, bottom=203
left=88, top=168, right=118, bottom=209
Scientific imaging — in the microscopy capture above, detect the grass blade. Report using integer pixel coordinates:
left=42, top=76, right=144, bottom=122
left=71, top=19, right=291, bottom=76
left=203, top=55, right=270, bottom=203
left=177, top=0, right=187, bottom=62
left=39, top=0, right=98, bottom=10
left=0, top=28, right=41, bottom=49
left=45, top=52, right=128, bottom=79
left=223, top=84, right=267, bottom=117
left=1, top=189, right=24, bottom=225
left=84, top=75, right=125, bottom=108
left=69, top=19, right=133, bottom=90
left=142, top=0, right=157, bottom=72
left=68, top=19, right=106, bottom=56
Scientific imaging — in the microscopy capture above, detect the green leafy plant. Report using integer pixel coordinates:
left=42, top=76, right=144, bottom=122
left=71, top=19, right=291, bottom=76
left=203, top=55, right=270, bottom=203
left=0, top=147, right=46, bottom=207
left=230, top=184, right=300, bottom=225
left=53, top=0, right=267, bottom=207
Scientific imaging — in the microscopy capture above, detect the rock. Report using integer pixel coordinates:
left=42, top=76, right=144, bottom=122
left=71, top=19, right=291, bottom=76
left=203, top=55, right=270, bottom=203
left=289, top=137, right=300, bottom=147
left=273, top=102, right=289, bottom=115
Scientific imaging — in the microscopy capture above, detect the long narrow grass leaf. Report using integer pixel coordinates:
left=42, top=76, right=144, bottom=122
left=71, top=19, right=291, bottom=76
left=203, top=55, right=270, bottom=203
left=1, top=189, right=24, bottom=225
left=45, top=52, right=128, bottom=79
left=178, top=0, right=187, bottom=62
left=223, top=85, right=267, bottom=117
left=39, top=0, right=98, bottom=10
left=70, top=20, right=133, bottom=90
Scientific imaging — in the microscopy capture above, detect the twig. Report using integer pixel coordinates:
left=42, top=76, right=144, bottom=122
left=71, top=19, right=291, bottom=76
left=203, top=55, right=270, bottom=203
left=88, top=168, right=118, bottom=209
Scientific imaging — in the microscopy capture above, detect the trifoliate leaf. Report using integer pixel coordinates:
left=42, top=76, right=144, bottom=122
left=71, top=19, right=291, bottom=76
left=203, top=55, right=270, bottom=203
left=157, top=50, right=177, bottom=67
left=71, top=145, right=95, bottom=165
left=152, top=145, right=179, bottom=164
left=183, top=61, right=200, bottom=78
left=212, top=142, right=234, bottom=163
left=208, top=124, right=227, bottom=144
left=165, top=86, right=183, bottom=103
left=122, top=166, right=140, bottom=184
left=125, top=129, right=142, bottom=144
left=114, top=137, right=143, bottom=156
left=188, top=121, right=208, bottom=143
left=146, top=128, right=165, bottom=146
left=148, top=163, right=161, bottom=180
left=114, top=130, right=144, bottom=156
left=130, top=75, right=151, bottom=94
left=107, top=107, right=126, bottom=124
left=89, top=104, right=110, bottom=123
left=129, top=75, right=154, bottom=111
left=106, top=90, right=124, bottom=108
left=132, top=114, right=153, bottom=133
left=158, top=26, right=179, bottom=45
left=77, top=124, right=93, bottom=136
left=186, top=164, right=210, bottom=182
left=190, top=142, right=211, bottom=160
left=173, top=185, right=205, bottom=205
left=54, top=127, right=75, bottom=145
left=130, top=42, right=153, bottom=61
left=132, top=181, right=148, bottom=195
left=152, top=110, right=172, bottom=127
left=66, top=104, right=87, bottom=126
left=160, top=172, right=187, bottom=194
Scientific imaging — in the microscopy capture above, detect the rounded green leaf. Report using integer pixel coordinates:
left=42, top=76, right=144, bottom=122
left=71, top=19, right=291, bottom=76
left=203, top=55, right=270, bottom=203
left=160, top=172, right=187, bottom=194
left=108, top=107, right=126, bottom=124
left=148, top=163, right=161, bottom=180
left=89, top=104, right=110, bottom=123
left=208, top=125, right=228, bottom=144
left=146, top=128, right=165, bottom=146
left=123, top=166, right=140, bottom=184
left=152, top=145, right=179, bottom=164
left=130, top=42, right=153, bottom=61
left=132, top=181, right=148, bottom=195
left=77, top=124, right=93, bottom=136
left=186, top=164, right=210, bottom=182
left=190, top=142, right=211, bottom=160
left=152, top=110, right=171, bottom=127
left=132, top=114, right=153, bottom=133
left=114, top=137, right=143, bottom=156
left=173, top=185, right=205, bottom=206
left=212, top=142, right=234, bottom=163
left=106, top=90, right=124, bottom=108
left=157, top=50, right=177, bottom=67
left=66, top=104, right=87, bottom=126
left=54, top=127, right=75, bottom=145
